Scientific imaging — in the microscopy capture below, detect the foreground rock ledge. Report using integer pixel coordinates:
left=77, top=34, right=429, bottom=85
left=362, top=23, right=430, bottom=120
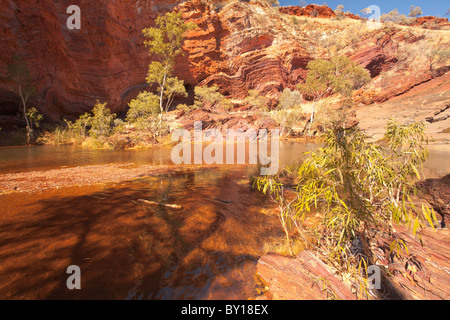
left=256, top=251, right=356, bottom=300
left=256, top=226, right=450, bottom=300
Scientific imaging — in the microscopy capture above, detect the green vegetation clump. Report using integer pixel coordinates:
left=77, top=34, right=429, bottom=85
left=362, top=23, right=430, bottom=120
left=298, top=55, right=371, bottom=135
left=244, top=89, right=266, bottom=110
left=88, top=102, right=116, bottom=138
left=271, top=88, right=305, bottom=137
left=381, top=9, right=415, bottom=26
left=193, top=85, right=232, bottom=111
left=126, top=91, right=165, bottom=141
left=253, top=119, right=437, bottom=294
left=334, top=5, right=346, bottom=21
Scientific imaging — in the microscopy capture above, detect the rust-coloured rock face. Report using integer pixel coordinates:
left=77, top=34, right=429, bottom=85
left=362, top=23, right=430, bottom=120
left=414, top=16, right=450, bottom=28
left=195, top=1, right=311, bottom=106
left=0, top=0, right=311, bottom=120
left=348, top=33, right=398, bottom=78
left=279, top=5, right=336, bottom=18
left=0, top=0, right=186, bottom=120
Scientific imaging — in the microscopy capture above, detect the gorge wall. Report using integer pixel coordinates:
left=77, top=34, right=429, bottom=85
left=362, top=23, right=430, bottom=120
left=1, top=0, right=448, bottom=124
left=0, top=0, right=310, bottom=121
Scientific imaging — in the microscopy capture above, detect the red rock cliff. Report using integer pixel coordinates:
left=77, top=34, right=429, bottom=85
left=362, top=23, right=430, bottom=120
left=0, top=0, right=311, bottom=120
left=0, top=0, right=189, bottom=120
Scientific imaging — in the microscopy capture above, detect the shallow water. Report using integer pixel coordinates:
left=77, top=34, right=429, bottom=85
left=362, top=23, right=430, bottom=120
left=0, top=142, right=447, bottom=177
left=0, top=142, right=448, bottom=299
left=0, top=168, right=284, bottom=299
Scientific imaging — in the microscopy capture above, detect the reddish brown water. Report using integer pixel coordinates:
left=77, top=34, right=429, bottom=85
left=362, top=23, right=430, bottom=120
left=0, top=167, right=284, bottom=299
left=0, top=143, right=448, bottom=299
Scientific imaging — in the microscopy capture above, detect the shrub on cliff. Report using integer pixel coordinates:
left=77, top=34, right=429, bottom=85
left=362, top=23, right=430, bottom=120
left=244, top=89, right=266, bottom=110
left=193, top=85, right=231, bottom=110
left=298, top=55, right=371, bottom=135
left=408, top=6, right=422, bottom=18
left=277, top=88, right=302, bottom=110
left=381, top=9, right=414, bottom=26
left=334, top=5, right=346, bottom=20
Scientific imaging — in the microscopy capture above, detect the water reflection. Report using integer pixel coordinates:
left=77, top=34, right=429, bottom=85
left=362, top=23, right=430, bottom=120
left=0, top=142, right=320, bottom=174
left=0, top=168, right=283, bottom=299
left=0, top=142, right=447, bottom=178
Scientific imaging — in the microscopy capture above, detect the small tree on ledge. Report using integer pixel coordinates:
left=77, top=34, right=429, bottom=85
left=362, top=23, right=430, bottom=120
left=7, top=55, right=37, bottom=145
left=143, top=11, right=196, bottom=124
left=408, top=6, right=423, bottom=18
left=298, top=55, right=370, bottom=135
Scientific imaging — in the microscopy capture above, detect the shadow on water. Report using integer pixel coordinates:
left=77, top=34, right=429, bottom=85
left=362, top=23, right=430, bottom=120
left=0, top=168, right=283, bottom=299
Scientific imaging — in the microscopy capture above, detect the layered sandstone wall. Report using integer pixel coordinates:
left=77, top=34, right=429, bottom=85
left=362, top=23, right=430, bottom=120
left=0, top=0, right=311, bottom=120
left=0, top=0, right=188, bottom=120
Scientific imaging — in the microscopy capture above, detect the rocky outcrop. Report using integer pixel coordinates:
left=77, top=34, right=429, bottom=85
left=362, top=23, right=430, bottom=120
left=355, top=71, right=450, bottom=142
left=191, top=0, right=311, bottom=106
left=349, top=33, right=398, bottom=78
left=257, top=225, right=450, bottom=300
left=256, top=251, right=356, bottom=300
left=279, top=5, right=336, bottom=18
left=417, top=174, right=450, bottom=227
left=414, top=16, right=450, bottom=28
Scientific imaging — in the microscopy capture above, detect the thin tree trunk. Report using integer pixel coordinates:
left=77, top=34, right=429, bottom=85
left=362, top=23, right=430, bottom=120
left=308, top=99, right=316, bottom=136
left=19, top=85, right=33, bottom=145
left=159, top=66, right=168, bottom=126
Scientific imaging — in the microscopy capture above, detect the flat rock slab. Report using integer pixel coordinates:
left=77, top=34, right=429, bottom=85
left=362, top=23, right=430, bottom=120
left=256, top=251, right=356, bottom=300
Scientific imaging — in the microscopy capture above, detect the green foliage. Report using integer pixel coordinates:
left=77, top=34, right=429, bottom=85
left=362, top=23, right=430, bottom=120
left=299, top=56, right=371, bottom=99
left=381, top=9, right=414, bottom=25
left=220, top=98, right=234, bottom=113
left=299, top=56, right=370, bottom=135
left=164, top=77, right=188, bottom=111
left=26, top=107, right=43, bottom=130
left=72, top=112, right=92, bottom=138
left=126, top=91, right=160, bottom=133
left=271, top=108, right=305, bottom=137
left=277, top=88, right=302, bottom=110
left=127, top=92, right=160, bottom=120
left=89, top=101, right=116, bottom=138
left=334, top=5, right=346, bottom=20
left=253, top=120, right=436, bottom=272
left=290, top=16, right=299, bottom=25
left=143, top=12, right=196, bottom=119
left=176, top=103, right=194, bottom=113
left=408, top=6, right=422, bottom=18
left=143, top=12, right=196, bottom=66
left=273, top=88, right=304, bottom=136
left=244, top=89, right=266, bottom=110
left=193, top=85, right=233, bottom=111
left=194, top=85, right=223, bottom=108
